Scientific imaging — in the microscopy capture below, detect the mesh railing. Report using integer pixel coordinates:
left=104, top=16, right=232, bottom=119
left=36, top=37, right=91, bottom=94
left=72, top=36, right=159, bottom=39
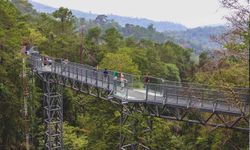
left=28, top=55, right=249, bottom=111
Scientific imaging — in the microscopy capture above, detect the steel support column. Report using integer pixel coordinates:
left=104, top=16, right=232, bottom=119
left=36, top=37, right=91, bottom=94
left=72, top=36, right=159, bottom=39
left=43, top=78, right=63, bottom=150
left=119, top=104, right=151, bottom=150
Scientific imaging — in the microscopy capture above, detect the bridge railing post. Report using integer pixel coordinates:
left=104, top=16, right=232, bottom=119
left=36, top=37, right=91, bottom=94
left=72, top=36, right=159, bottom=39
left=187, top=91, right=191, bottom=108
left=107, top=74, right=110, bottom=90
left=163, top=85, right=168, bottom=104
left=176, top=87, right=179, bottom=104
left=113, top=78, right=117, bottom=94
left=60, top=63, right=63, bottom=77
left=85, top=69, right=88, bottom=83
left=80, top=69, right=83, bottom=82
left=201, top=89, right=204, bottom=107
left=76, top=67, right=78, bottom=81
left=126, top=81, right=129, bottom=100
left=38, top=59, right=41, bottom=70
left=95, top=70, right=98, bottom=87
left=101, top=71, right=103, bottom=88
left=154, top=85, right=157, bottom=102
left=51, top=62, right=55, bottom=73
left=145, top=83, right=149, bottom=101
left=53, top=62, right=56, bottom=73
left=67, top=65, right=70, bottom=78
left=90, top=69, right=93, bottom=84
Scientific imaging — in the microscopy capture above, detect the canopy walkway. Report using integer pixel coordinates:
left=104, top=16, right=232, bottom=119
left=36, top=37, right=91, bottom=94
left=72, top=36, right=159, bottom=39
left=28, top=54, right=249, bottom=150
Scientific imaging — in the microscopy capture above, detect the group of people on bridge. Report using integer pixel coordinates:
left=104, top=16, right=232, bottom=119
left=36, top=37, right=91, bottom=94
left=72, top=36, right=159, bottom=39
left=93, top=68, right=128, bottom=90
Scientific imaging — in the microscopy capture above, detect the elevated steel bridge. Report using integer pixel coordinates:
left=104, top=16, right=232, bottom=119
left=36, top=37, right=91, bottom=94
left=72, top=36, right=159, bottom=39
left=28, top=55, right=249, bottom=150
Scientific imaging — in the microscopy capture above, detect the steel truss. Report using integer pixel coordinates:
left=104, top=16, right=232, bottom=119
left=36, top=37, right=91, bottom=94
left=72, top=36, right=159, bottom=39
left=32, top=66, right=248, bottom=150
left=119, top=105, right=152, bottom=150
left=36, top=72, right=248, bottom=150
left=120, top=102, right=249, bottom=131
left=49, top=72, right=113, bottom=101
left=40, top=73, right=63, bottom=150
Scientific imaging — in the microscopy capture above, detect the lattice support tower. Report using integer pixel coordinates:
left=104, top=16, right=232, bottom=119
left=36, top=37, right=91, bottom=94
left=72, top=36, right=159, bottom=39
left=42, top=75, right=63, bottom=150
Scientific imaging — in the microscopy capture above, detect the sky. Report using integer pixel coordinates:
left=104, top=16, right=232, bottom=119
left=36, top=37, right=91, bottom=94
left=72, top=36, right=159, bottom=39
left=31, top=0, right=229, bottom=28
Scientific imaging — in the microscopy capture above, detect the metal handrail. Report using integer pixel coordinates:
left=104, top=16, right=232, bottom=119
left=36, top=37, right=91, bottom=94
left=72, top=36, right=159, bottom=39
left=28, top=55, right=249, bottom=107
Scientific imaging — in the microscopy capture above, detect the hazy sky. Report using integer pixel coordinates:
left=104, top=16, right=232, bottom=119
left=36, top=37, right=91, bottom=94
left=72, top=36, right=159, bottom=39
left=32, top=0, right=229, bottom=28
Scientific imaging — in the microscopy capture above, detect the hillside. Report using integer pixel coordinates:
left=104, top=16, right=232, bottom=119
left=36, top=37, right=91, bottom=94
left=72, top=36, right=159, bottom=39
left=29, top=0, right=187, bottom=32
left=165, top=26, right=226, bottom=53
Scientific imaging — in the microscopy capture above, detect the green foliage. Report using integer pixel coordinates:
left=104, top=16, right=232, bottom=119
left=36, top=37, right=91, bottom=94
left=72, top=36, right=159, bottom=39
left=163, top=63, right=180, bottom=81
left=63, top=122, right=88, bottom=150
left=99, top=53, right=140, bottom=75
left=86, top=27, right=101, bottom=43
left=28, top=28, right=47, bottom=45
left=1, top=1, right=248, bottom=149
left=195, top=63, right=249, bottom=86
left=84, top=27, right=101, bottom=57
left=118, top=47, right=149, bottom=73
left=0, top=0, right=31, bottom=148
left=52, top=7, right=74, bottom=34
left=198, top=51, right=208, bottom=67
left=103, top=27, right=123, bottom=51
left=121, top=23, right=166, bottom=43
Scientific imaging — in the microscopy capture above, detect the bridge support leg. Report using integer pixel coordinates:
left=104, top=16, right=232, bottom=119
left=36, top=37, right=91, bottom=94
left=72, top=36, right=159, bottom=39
left=43, top=79, right=63, bottom=150
left=119, top=105, right=126, bottom=149
left=119, top=104, right=151, bottom=150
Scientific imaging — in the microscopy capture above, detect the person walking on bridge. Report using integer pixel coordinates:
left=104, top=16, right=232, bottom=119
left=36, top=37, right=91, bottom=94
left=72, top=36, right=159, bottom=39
left=144, top=73, right=150, bottom=84
left=92, top=67, right=98, bottom=85
left=144, top=73, right=150, bottom=89
left=120, top=73, right=127, bottom=90
left=62, top=58, right=69, bottom=72
left=103, top=68, right=108, bottom=82
left=113, top=70, right=118, bottom=92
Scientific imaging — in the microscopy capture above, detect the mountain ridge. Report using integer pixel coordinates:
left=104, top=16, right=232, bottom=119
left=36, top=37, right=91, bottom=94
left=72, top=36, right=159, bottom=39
left=28, top=0, right=187, bottom=32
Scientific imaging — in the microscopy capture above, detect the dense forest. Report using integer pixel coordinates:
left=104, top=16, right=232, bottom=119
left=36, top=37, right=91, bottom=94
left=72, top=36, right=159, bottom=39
left=0, top=0, right=249, bottom=149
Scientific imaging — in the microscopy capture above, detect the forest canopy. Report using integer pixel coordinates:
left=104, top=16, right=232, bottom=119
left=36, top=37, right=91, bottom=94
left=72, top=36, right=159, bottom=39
left=0, top=0, right=249, bottom=149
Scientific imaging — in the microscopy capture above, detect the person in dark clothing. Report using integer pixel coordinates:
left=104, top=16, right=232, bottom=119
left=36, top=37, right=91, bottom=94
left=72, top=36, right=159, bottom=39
left=144, top=73, right=150, bottom=91
left=144, top=74, right=150, bottom=84
left=103, top=68, right=108, bottom=82
left=43, top=57, right=48, bottom=65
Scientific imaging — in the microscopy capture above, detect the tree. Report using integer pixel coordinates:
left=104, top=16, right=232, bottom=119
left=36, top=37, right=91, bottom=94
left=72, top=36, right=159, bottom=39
left=193, top=1, right=249, bottom=149
left=52, top=7, right=74, bottom=34
left=164, top=63, right=181, bottom=81
left=118, top=47, right=149, bottom=74
left=213, top=0, right=249, bottom=58
left=0, top=1, right=30, bottom=148
left=147, top=24, right=155, bottom=32
left=63, top=122, right=88, bottom=150
left=28, top=28, right=47, bottom=46
left=95, top=15, right=108, bottom=25
left=198, top=51, right=208, bottom=67
left=196, top=0, right=249, bottom=87
left=83, top=27, right=102, bottom=65
left=86, top=26, right=101, bottom=44
left=103, top=27, right=123, bottom=51
left=99, top=53, right=140, bottom=75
